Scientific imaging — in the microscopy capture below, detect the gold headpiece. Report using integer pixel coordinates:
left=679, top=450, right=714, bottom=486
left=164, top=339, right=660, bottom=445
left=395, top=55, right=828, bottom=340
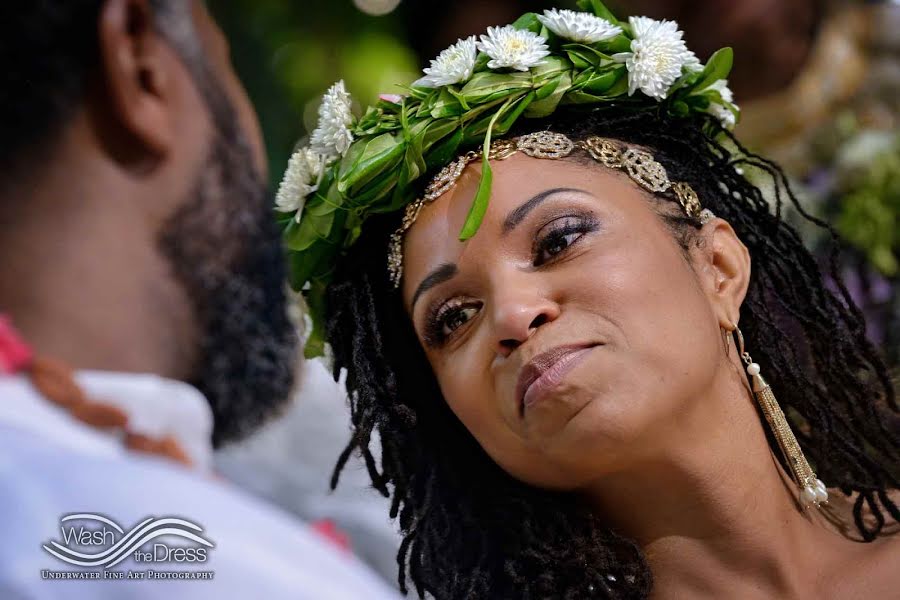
left=387, top=131, right=714, bottom=288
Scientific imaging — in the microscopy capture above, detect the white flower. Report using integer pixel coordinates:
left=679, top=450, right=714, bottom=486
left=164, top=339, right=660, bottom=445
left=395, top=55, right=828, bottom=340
left=683, top=49, right=703, bottom=73
left=704, top=79, right=737, bottom=128
left=709, top=103, right=736, bottom=128
left=536, top=8, right=622, bottom=44
left=309, top=80, right=354, bottom=158
left=612, top=16, right=695, bottom=100
left=705, top=78, right=734, bottom=103
left=415, top=36, right=477, bottom=87
left=477, top=25, right=550, bottom=72
left=275, top=147, right=324, bottom=222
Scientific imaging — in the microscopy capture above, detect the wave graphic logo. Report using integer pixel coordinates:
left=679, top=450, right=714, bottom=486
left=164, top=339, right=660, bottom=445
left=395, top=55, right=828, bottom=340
left=42, top=514, right=214, bottom=568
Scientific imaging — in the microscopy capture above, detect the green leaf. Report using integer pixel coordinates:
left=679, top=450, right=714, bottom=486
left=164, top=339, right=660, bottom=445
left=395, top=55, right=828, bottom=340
left=387, top=150, right=417, bottom=211
left=347, top=168, right=398, bottom=208
left=473, top=52, right=491, bottom=72
left=425, top=127, right=464, bottom=170
left=337, top=133, right=406, bottom=194
left=566, top=51, right=591, bottom=70
left=495, top=91, right=535, bottom=135
left=414, top=89, right=439, bottom=118
left=376, top=96, right=403, bottom=110
left=445, top=86, right=471, bottom=111
left=531, top=56, right=572, bottom=84
left=459, top=101, right=508, bottom=240
left=274, top=208, right=294, bottom=229
left=460, top=95, right=521, bottom=140
left=671, top=100, right=690, bottom=117
left=430, top=88, right=464, bottom=119
left=578, top=66, right=623, bottom=94
left=575, top=0, right=620, bottom=25
left=511, top=12, right=541, bottom=34
left=526, top=72, right=572, bottom=118
left=422, top=118, right=459, bottom=153
left=602, top=33, right=632, bottom=54
left=306, top=198, right=339, bottom=216
left=604, top=71, right=629, bottom=95
left=693, top=47, right=733, bottom=92
left=303, top=324, right=325, bottom=358
left=407, top=85, right=432, bottom=101
left=459, top=71, right=533, bottom=104
left=534, top=76, right=560, bottom=101
left=666, top=68, right=703, bottom=96
left=459, top=158, right=492, bottom=241
left=312, top=207, right=335, bottom=236
left=563, top=69, right=629, bottom=104
left=405, top=122, right=429, bottom=180
left=284, top=208, right=322, bottom=251
left=684, top=94, right=711, bottom=110
left=287, top=245, right=320, bottom=290
left=355, top=106, right=381, bottom=131
left=301, top=280, right=331, bottom=359
left=562, top=43, right=611, bottom=68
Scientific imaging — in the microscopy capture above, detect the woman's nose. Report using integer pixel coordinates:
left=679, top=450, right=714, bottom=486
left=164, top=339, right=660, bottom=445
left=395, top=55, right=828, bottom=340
left=491, top=283, right=560, bottom=358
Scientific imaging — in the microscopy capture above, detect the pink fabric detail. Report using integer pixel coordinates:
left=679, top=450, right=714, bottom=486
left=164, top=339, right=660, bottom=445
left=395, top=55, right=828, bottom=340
left=0, top=315, right=33, bottom=374
left=310, top=518, right=352, bottom=553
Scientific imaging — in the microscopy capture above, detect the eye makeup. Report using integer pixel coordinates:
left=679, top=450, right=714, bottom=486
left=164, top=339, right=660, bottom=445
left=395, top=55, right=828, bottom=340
left=419, top=209, right=600, bottom=349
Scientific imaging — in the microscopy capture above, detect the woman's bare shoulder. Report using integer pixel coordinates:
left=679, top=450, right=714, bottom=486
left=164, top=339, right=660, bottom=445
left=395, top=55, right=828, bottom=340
left=832, top=526, right=900, bottom=597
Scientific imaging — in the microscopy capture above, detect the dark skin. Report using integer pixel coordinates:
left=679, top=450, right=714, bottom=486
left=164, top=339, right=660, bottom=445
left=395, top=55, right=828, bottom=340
left=401, top=153, right=899, bottom=598
left=0, top=0, right=264, bottom=378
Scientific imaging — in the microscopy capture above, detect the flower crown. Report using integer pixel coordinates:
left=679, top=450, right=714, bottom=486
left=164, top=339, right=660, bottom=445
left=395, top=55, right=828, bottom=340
left=276, top=0, right=739, bottom=357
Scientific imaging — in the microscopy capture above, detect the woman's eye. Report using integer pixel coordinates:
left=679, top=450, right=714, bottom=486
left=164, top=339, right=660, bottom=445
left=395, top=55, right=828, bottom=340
left=534, top=217, right=594, bottom=265
left=539, top=231, right=580, bottom=260
left=440, top=305, right=479, bottom=337
left=423, top=299, right=483, bottom=348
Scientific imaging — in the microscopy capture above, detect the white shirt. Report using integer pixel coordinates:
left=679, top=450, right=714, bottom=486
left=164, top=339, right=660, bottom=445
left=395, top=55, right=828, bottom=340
left=215, top=359, right=402, bottom=582
left=0, top=371, right=399, bottom=600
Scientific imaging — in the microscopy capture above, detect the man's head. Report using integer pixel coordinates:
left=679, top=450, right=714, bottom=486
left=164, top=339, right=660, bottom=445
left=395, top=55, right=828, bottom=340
left=1, top=0, right=298, bottom=445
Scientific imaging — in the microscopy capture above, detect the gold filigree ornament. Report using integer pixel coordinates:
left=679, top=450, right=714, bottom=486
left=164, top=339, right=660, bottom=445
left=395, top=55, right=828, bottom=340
left=387, top=131, right=713, bottom=288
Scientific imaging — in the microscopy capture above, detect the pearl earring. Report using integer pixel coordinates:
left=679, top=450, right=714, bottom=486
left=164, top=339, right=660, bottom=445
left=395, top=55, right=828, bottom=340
left=733, top=326, right=829, bottom=508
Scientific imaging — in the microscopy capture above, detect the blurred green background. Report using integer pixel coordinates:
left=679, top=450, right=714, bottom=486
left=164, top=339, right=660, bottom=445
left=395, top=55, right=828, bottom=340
left=206, top=0, right=591, bottom=190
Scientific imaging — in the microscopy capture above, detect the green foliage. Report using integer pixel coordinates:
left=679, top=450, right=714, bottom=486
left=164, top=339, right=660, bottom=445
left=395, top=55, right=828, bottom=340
left=836, top=140, right=900, bottom=276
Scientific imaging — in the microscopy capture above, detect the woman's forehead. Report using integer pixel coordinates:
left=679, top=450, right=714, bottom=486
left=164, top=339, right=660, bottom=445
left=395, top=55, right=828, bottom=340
left=400, top=154, right=641, bottom=300
left=407, top=154, right=601, bottom=243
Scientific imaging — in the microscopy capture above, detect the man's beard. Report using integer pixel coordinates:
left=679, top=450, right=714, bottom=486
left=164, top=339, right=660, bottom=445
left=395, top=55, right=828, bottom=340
left=158, top=130, right=298, bottom=447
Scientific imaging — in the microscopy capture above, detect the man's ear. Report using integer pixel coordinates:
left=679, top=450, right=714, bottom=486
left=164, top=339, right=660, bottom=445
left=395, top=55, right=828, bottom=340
left=694, top=218, right=751, bottom=328
left=95, top=0, right=178, bottom=159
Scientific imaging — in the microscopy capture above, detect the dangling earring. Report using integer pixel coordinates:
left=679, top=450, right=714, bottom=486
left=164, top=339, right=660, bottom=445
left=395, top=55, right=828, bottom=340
left=733, top=326, right=829, bottom=508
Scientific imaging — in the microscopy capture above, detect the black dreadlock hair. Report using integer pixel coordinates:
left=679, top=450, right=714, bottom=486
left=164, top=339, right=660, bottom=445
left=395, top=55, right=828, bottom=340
left=324, top=108, right=900, bottom=599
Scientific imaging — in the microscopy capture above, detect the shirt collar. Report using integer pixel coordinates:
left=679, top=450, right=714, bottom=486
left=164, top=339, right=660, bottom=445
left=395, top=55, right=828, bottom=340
left=0, top=370, right=214, bottom=472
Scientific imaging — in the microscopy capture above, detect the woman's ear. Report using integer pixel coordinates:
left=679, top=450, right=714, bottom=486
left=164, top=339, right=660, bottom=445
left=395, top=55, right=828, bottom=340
left=693, top=218, right=751, bottom=328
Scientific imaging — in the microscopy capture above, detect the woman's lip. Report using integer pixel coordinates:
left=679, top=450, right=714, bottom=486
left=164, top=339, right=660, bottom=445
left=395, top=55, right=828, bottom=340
left=520, top=346, right=596, bottom=412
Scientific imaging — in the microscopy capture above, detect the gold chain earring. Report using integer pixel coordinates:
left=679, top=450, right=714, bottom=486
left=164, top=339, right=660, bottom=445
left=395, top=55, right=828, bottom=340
left=733, top=326, right=829, bottom=508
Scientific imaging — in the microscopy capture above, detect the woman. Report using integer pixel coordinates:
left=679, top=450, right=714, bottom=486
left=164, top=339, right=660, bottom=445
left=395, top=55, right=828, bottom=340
left=275, top=4, right=900, bottom=598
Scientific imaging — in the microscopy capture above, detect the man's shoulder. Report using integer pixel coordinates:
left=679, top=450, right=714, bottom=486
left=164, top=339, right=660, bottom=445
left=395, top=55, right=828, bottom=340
left=0, top=425, right=398, bottom=599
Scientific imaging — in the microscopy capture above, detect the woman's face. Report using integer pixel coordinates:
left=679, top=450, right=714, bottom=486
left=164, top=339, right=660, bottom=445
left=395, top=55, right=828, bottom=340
left=402, top=152, right=728, bottom=490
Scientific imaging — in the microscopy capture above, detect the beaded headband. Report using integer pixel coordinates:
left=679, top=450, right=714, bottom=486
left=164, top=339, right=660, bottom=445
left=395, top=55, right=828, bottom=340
left=387, top=131, right=715, bottom=288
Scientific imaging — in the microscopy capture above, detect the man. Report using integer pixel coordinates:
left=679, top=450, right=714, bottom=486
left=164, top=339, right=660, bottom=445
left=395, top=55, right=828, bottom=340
left=0, top=1, right=397, bottom=597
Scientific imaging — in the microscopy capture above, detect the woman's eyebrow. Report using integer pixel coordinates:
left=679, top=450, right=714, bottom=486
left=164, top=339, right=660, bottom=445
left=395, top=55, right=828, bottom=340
left=411, top=262, right=458, bottom=312
left=409, top=188, right=593, bottom=311
left=501, top=187, right=592, bottom=235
